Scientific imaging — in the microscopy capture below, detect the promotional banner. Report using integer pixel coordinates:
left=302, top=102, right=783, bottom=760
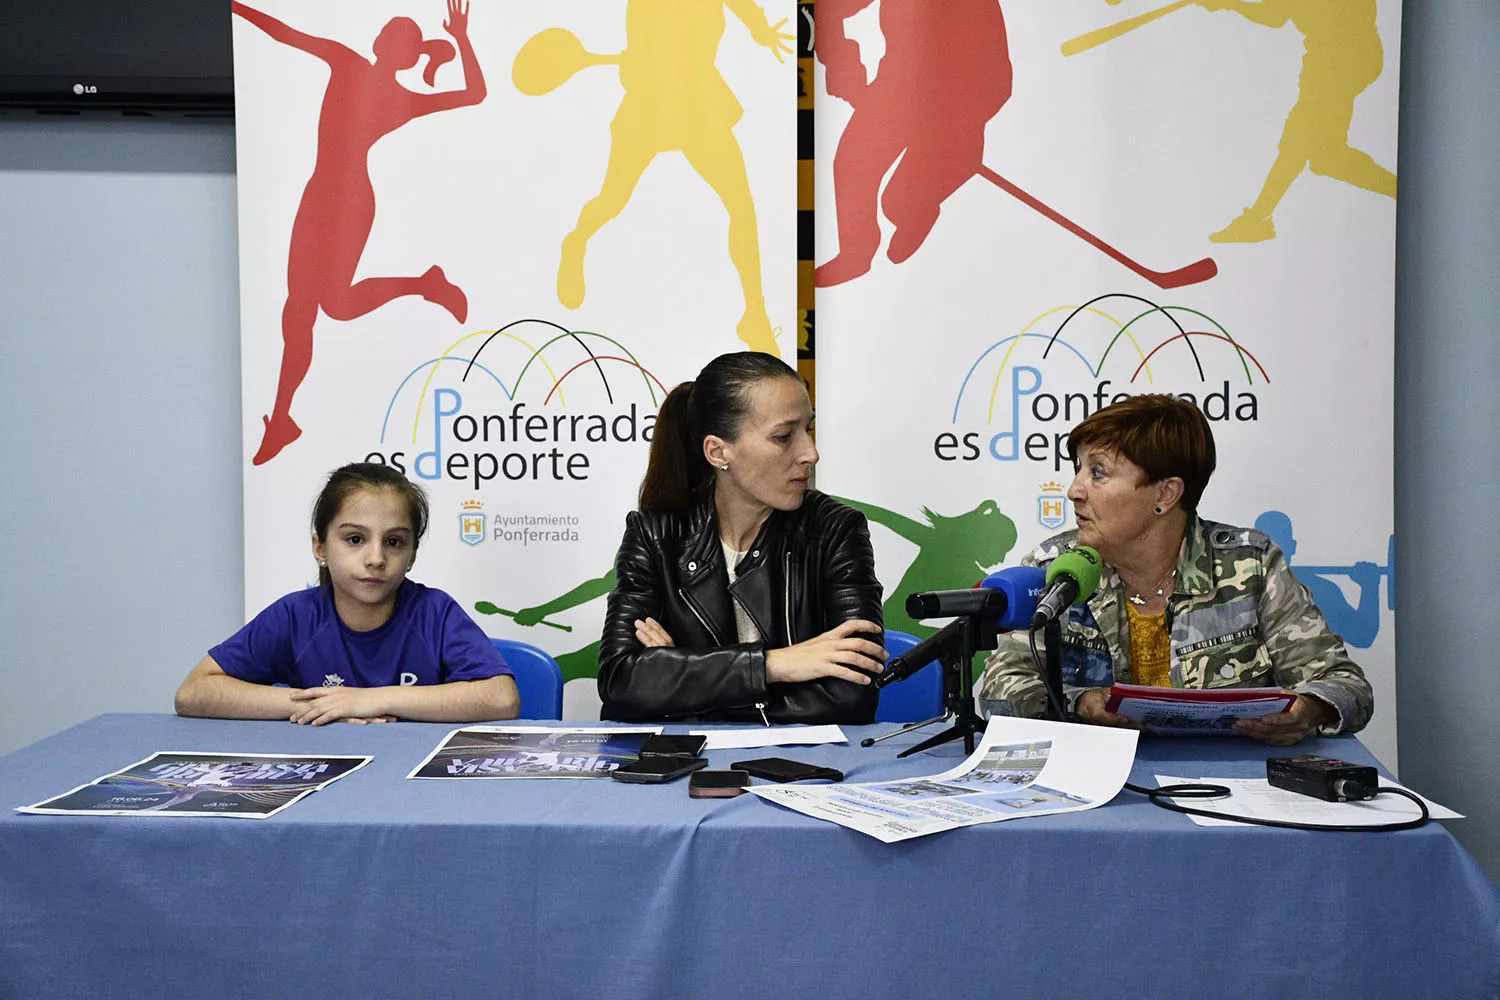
left=233, top=0, right=798, bottom=717
left=811, top=2, right=1401, bottom=766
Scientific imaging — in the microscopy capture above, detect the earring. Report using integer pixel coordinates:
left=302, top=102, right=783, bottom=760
left=1153, top=506, right=1164, bottom=515
left=720, top=464, right=730, bottom=471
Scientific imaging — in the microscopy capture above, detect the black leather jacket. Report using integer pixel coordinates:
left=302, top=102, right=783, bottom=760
left=598, top=490, right=884, bottom=724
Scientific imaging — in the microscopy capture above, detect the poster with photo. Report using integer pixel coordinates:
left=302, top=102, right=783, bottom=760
left=408, top=725, right=658, bottom=778
left=17, top=752, right=371, bottom=819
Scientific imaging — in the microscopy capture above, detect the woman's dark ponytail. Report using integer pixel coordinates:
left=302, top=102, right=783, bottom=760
left=637, top=351, right=799, bottom=514
left=639, top=382, right=707, bottom=513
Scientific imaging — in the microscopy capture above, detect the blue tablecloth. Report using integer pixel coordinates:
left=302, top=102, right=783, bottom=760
left=1, top=714, right=1496, bottom=999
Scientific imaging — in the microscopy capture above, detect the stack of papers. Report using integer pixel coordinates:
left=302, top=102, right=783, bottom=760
left=1105, top=684, right=1295, bottom=735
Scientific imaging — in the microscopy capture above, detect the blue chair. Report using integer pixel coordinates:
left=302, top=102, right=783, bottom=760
left=875, top=630, right=945, bottom=723
left=490, top=638, right=564, bottom=720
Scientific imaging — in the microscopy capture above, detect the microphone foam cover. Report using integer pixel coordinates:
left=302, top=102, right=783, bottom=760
left=1045, top=546, right=1102, bottom=604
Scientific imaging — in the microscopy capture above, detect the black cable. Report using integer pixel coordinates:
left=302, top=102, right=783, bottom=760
left=1018, top=626, right=1427, bottom=831
left=1027, top=627, right=1070, bottom=723
left=1124, top=780, right=1430, bottom=832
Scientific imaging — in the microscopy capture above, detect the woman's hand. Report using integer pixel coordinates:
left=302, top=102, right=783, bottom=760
left=634, top=617, right=675, bottom=648
left=765, top=619, right=887, bottom=686
left=1234, top=693, right=1333, bottom=746
left=288, top=687, right=390, bottom=726
left=1074, top=688, right=1138, bottom=728
left=443, top=0, right=469, bottom=39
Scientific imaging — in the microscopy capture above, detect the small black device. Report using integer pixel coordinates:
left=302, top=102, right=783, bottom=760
left=1267, top=755, right=1379, bottom=802
left=638, top=734, right=709, bottom=759
left=730, top=757, right=843, bottom=783
left=611, top=756, right=708, bottom=784
left=688, top=770, right=751, bottom=798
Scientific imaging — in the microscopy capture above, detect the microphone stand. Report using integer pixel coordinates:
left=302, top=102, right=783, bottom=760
left=1042, top=617, right=1067, bottom=723
left=860, top=614, right=992, bottom=758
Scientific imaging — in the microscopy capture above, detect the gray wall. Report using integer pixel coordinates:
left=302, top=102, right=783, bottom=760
left=1, top=3, right=1497, bottom=879
left=1393, top=3, right=1500, bottom=880
left=0, top=120, right=243, bottom=747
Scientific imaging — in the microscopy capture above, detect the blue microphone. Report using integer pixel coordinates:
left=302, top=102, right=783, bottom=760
left=977, top=566, right=1047, bottom=631
left=901, top=566, right=1046, bottom=629
left=881, top=567, right=1046, bottom=687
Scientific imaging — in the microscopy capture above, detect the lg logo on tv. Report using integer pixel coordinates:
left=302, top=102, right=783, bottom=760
left=72, top=83, right=98, bottom=95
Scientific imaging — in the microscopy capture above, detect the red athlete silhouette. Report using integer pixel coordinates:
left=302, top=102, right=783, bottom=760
left=815, top=0, right=1011, bottom=287
left=233, top=1, right=486, bottom=466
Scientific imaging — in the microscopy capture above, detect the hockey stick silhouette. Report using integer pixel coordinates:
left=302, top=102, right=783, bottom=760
left=977, top=165, right=1218, bottom=289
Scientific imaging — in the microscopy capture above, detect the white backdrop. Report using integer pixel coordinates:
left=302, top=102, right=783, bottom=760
left=233, top=0, right=797, bottom=717
left=812, top=1, right=1401, bottom=766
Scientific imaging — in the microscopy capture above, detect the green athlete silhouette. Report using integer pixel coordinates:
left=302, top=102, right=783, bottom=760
left=834, top=497, right=1018, bottom=637
left=480, top=497, right=1017, bottom=682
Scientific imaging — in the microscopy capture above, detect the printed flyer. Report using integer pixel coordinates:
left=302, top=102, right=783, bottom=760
left=1105, top=683, right=1297, bottom=735
left=749, top=717, right=1136, bottom=843
left=17, top=752, right=372, bottom=819
left=408, top=725, right=659, bottom=778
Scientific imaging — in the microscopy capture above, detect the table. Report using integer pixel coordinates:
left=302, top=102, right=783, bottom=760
left=1, top=714, right=1496, bottom=999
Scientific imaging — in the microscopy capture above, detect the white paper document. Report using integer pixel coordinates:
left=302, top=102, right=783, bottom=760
left=1155, top=774, right=1462, bottom=827
left=689, top=725, right=847, bottom=751
left=748, top=717, right=1138, bottom=843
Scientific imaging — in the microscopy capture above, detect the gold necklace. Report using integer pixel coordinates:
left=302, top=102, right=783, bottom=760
left=1126, top=568, right=1175, bottom=607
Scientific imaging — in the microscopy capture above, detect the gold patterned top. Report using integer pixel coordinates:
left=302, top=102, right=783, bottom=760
left=1125, top=603, right=1171, bottom=688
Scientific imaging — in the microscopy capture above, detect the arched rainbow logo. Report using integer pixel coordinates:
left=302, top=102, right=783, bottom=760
left=379, top=319, right=668, bottom=445
left=952, top=294, right=1270, bottom=424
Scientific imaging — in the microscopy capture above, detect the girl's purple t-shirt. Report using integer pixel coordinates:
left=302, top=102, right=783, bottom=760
left=210, top=580, right=510, bottom=689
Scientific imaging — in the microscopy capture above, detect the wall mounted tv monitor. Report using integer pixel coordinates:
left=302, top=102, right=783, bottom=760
left=0, top=0, right=233, bottom=115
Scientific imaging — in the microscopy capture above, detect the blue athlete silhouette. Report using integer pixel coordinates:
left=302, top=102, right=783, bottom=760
left=1255, top=510, right=1389, bottom=648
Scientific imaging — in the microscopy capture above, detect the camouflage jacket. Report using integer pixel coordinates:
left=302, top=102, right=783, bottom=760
left=977, top=517, right=1374, bottom=734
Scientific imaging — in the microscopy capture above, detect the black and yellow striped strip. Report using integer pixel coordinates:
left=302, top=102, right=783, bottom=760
left=796, top=0, right=815, bottom=404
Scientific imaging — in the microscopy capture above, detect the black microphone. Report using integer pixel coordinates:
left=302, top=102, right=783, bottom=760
left=904, top=589, right=1007, bottom=619
left=905, top=567, right=1046, bottom=627
left=876, top=617, right=966, bottom=688
left=882, top=568, right=1048, bottom=688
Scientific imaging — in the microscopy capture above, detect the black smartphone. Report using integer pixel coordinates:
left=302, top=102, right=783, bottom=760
left=639, top=734, right=709, bottom=759
left=611, top=756, right=708, bottom=784
left=688, top=770, right=751, bottom=799
left=730, top=757, right=844, bottom=783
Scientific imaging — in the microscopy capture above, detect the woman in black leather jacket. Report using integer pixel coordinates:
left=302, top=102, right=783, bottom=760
left=598, top=352, right=887, bottom=724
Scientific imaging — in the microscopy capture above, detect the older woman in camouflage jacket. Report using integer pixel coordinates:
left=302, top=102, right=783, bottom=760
left=977, top=395, right=1372, bottom=746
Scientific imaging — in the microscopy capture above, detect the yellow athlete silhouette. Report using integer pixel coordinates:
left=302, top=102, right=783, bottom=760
left=1198, top=0, right=1396, bottom=243
left=514, top=2, right=793, bottom=354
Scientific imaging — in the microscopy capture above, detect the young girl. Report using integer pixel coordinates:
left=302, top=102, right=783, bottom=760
left=176, top=463, right=518, bottom=724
